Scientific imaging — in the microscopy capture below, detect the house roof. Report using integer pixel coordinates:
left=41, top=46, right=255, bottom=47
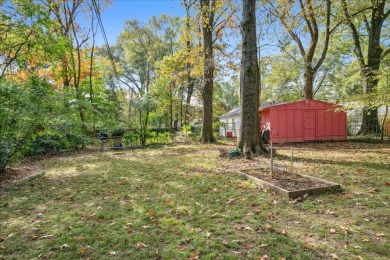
left=219, top=107, right=241, bottom=119
left=219, top=102, right=280, bottom=119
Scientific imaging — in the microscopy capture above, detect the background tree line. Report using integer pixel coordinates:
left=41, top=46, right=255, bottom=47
left=1, top=0, right=389, bottom=171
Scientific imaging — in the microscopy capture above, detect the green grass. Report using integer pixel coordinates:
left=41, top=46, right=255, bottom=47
left=0, top=142, right=389, bottom=259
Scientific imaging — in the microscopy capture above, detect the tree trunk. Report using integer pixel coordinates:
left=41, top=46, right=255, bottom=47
left=238, top=0, right=267, bottom=159
left=304, top=67, right=314, bottom=99
left=341, top=0, right=387, bottom=135
left=185, top=79, right=194, bottom=125
left=184, top=0, right=195, bottom=126
left=169, top=83, right=173, bottom=134
left=200, top=0, right=215, bottom=143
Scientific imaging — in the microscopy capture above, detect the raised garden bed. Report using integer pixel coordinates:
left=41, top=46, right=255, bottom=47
left=237, top=169, right=341, bottom=198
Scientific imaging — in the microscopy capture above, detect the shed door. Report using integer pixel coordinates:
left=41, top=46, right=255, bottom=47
left=303, top=111, right=316, bottom=141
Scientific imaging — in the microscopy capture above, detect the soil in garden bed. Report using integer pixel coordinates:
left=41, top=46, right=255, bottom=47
left=244, top=169, right=332, bottom=191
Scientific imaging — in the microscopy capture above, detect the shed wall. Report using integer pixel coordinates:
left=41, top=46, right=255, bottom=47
left=260, top=100, right=347, bottom=143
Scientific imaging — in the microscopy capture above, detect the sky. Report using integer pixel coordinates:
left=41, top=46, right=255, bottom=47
left=96, top=0, right=186, bottom=45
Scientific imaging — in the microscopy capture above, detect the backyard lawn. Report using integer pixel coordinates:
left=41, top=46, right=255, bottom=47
left=0, top=141, right=389, bottom=259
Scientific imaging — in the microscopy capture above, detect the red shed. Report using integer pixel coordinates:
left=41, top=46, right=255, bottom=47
left=260, top=100, right=347, bottom=143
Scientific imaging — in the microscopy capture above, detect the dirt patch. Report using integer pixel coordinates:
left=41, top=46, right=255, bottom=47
left=243, top=169, right=333, bottom=191
left=0, top=164, right=43, bottom=193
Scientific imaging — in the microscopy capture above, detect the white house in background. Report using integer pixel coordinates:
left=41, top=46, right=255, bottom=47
left=219, top=102, right=279, bottom=138
left=219, top=107, right=241, bottom=138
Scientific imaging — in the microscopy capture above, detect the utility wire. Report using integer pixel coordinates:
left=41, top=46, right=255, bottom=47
left=91, top=0, right=119, bottom=78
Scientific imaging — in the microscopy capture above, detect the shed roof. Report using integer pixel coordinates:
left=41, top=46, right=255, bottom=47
left=260, top=99, right=340, bottom=111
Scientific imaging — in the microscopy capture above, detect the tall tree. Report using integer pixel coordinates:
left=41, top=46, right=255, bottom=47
left=261, top=0, right=331, bottom=99
left=239, top=0, right=267, bottom=159
left=183, top=0, right=197, bottom=125
left=198, top=0, right=236, bottom=142
left=199, top=0, right=216, bottom=143
left=341, top=0, right=390, bottom=134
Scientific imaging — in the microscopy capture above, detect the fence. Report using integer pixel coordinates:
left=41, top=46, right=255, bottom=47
left=220, top=123, right=389, bottom=138
left=219, top=123, right=239, bottom=138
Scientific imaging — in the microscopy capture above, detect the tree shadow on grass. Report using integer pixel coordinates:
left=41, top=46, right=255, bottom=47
left=0, top=154, right=328, bottom=259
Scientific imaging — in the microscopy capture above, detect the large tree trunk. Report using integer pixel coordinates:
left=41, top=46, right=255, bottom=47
left=342, top=0, right=387, bottom=135
left=358, top=1, right=384, bottom=135
left=304, top=67, right=314, bottom=99
left=238, top=0, right=267, bottom=159
left=200, top=0, right=215, bottom=143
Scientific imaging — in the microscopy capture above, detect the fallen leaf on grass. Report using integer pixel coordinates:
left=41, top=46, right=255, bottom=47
left=189, top=251, right=200, bottom=259
left=41, top=235, right=54, bottom=239
left=280, top=229, right=286, bottom=235
left=325, top=209, right=335, bottom=215
left=109, top=251, right=117, bottom=255
left=258, top=255, right=269, bottom=260
left=136, top=242, right=146, bottom=250
left=76, top=236, right=85, bottom=242
left=227, top=199, right=235, bottom=205
left=244, top=243, right=252, bottom=249
left=374, top=233, right=385, bottom=238
left=78, top=247, right=89, bottom=256
left=329, top=228, right=337, bottom=234
left=60, top=244, right=70, bottom=250
left=30, top=234, right=39, bottom=240
left=385, top=182, right=390, bottom=186
left=330, top=253, right=339, bottom=259
left=260, top=243, right=268, bottom=247
left=292, top=197, right=303, bottom=204
left=265, top=224, right=273, bottom=231
left=0, top=245, right=6, bottom=250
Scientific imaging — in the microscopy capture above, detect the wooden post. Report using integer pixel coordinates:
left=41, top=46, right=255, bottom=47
left=270, top=142, right=274, bottom=178
left=290, top=148, right=294, bottom=173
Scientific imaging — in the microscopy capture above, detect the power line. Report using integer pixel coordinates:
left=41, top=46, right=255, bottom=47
left=91, top=0, right=119, bottom=79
